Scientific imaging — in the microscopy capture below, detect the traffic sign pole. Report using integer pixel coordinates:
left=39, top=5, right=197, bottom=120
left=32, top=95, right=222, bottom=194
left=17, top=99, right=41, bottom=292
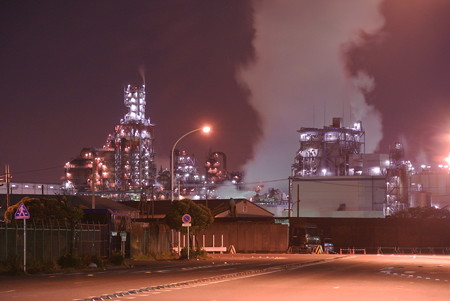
left=181, top=214, right=192, bottom=260
left=23, top=219, right=26, bottom=272
left=187, top=225, right=190, bottom=260
left=15, top=203, right=30, bottom=272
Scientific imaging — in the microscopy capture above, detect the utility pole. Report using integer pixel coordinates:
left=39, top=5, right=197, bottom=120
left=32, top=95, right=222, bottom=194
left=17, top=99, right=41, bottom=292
left=91, top=155, right=96, bottom=209
left=6, top=165, right=11, bottom=208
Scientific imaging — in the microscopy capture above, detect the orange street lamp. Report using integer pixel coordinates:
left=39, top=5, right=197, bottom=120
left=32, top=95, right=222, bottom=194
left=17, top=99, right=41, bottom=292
left=171, top=126, right=211, bottom=201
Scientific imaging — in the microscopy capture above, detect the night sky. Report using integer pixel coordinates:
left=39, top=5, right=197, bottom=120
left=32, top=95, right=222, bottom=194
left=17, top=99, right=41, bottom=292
left=1, top=1, right=449, bottom=192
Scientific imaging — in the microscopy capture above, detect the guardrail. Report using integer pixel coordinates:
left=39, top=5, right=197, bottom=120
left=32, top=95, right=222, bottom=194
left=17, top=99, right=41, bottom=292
left=340, top=248, right=366, bottom=255
left=376, top=247, right=450, bottom=255
left=172, top=233, right=227, bottom=254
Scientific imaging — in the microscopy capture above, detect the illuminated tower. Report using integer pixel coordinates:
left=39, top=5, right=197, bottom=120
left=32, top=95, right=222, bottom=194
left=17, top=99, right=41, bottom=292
left=292, top=118, right=365, bottom=177
left=114, top=84, right=156, bottom=190
left=173, top=150, right=203, bottom=198
left=205, top=151, right=227, bottom=183
left=385, top=142, right=411, bottom=214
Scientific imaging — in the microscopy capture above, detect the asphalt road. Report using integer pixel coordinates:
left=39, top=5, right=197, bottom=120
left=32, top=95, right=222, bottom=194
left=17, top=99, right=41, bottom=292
left=1, top=254, right=449, bottom=301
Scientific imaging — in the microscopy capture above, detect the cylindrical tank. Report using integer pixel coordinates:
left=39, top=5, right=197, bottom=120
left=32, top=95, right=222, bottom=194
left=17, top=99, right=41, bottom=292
left=409, top=191, right=431, bottom=208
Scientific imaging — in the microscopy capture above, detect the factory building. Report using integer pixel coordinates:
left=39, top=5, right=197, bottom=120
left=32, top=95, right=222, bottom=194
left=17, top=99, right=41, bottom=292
left=410, top=166, right=450, bottom=210
left=170, top=150, right=243, bottom=200
left=0, top=182, right=61, bottom=196
left=292, top=117, right=365, bottom=177
left=290, top=175, right=386, bottom=218
left=289, top=118, right=400, bottom=218
left=63, top=84, right=156, bottom=198
left=172, top=150, right=207, bottom=199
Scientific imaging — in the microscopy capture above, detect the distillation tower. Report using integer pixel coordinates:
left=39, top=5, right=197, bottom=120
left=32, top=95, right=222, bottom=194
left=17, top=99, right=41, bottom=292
left=114, top=84, right=156, bottom=191
left=385, top=142, right=411, bottom=215
left=63, top=84, right=156, bottom=195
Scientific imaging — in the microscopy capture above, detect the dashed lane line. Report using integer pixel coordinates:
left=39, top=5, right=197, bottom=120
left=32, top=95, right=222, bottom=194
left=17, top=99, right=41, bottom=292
left=73, top=258, right=338, bottom=301
left=380, top=268, right=449, bottom=283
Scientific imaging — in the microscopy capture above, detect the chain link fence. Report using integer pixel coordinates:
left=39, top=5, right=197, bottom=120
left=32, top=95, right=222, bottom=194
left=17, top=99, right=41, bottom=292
left=0, top=220, right=108, bottom=263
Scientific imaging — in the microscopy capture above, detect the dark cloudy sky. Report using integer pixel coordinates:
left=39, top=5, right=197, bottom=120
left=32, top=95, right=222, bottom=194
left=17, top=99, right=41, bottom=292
left=344, top=0, right=450, bottom=165
left=1, top=0, right=449, bottom=189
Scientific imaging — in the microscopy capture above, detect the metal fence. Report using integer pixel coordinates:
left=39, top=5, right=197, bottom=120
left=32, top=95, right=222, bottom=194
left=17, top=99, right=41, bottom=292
left=0, top=220, right=109, bottom=263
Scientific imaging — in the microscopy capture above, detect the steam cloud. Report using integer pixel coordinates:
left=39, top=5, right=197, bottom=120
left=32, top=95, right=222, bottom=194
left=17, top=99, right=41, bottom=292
left=240, top=0, right=384, bottom=190
left=344, top=0, right=450, bottom=165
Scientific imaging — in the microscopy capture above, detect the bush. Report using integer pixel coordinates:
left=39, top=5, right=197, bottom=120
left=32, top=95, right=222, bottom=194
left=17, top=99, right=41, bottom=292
left=27, top=260, right=57, bottom=274
left=57, top=253, right=82, bottom=269
left=0, top=255, right=23, bottom=275
left=82, top=254, right=105, bottom=269
left=180, top=247, right=208, bottom=260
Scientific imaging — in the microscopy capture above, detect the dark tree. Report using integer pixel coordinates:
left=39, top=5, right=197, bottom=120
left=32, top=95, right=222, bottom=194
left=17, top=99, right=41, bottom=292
left=4, top=196, right=83, bottom=224
left=165, top=199, right=214, bottom=234
left=390, top=207, right=450, bottom=219
left=4, top=196, right=84, bottom=255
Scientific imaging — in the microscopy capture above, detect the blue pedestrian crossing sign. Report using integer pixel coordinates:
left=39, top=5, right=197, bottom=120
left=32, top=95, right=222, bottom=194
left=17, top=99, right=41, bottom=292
left=15, top=203, right=30, bottom=220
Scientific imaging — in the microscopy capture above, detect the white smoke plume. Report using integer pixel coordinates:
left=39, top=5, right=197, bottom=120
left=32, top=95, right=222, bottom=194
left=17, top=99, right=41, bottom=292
left=347, top=71, right=383, bottom=153
left=239, top=0, right=384, bottom=191
left=215, top=181, right=256, bottom=199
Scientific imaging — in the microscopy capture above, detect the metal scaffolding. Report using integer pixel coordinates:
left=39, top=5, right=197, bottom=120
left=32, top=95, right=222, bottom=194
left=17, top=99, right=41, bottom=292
left=292, top=118, right=365, bottom=177
left=385, top=142, right=411, bottom=215
left=114, top=84, right=156, bottom=191
left=63, top=84, right=156, bottom=196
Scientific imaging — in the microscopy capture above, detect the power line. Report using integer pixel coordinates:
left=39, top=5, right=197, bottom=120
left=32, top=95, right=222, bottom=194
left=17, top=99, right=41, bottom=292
left=5, top=165, right=61, bottom=176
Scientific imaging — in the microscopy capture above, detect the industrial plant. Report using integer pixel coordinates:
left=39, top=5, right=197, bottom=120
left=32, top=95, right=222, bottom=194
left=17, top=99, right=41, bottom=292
left=288, top=118, right=415, bottom=218
left=2, top=84, right=448, bottom=219
left=63, top=84, right=157, bottom=200
left=61, top=84, right=240, bottom=201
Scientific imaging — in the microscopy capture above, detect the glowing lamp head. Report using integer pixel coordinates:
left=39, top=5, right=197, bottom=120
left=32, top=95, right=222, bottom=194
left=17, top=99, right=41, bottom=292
left=445, top=154, right=450, bottom=165
left=202, top=126, right=211, bottom=133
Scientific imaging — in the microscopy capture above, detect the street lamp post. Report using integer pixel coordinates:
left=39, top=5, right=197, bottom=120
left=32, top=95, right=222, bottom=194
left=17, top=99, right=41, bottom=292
left=171, top=126, right=211, bottom=201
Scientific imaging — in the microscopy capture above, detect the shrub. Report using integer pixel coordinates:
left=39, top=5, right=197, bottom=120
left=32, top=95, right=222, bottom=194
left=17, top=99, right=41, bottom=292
left=26, top=260, right=57, bottom=274
left=82, top=254, right=105, bottom=269
left=57, top=253, right=82, bottom=269
left=180, top=247, right=208, bottom=260
left=0, top=255, right=23, bottom=275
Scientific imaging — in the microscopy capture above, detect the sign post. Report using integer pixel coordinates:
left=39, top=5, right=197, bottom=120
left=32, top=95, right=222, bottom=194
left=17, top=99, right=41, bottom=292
left=15, top=203, right=30, bottom=272
left=181, top=214, right=192, bottom=260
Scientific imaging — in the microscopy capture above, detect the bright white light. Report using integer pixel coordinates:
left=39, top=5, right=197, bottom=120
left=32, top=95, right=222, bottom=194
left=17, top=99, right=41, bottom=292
left=321, top=169, right=327, bottom=176
left=202, top=126, right=211, bottom=133
left=371, top=167, right=381, bottom=175
left=445, top=154, right=450, bottom=165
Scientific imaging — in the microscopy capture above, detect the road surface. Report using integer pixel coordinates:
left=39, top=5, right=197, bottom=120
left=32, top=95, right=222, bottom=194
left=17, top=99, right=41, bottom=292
left=0, top=254, right=449, bottom=300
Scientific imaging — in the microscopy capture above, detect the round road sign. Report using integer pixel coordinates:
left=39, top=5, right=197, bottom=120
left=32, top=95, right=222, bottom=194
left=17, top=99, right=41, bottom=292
left=182, top=214, right=192, bottom=224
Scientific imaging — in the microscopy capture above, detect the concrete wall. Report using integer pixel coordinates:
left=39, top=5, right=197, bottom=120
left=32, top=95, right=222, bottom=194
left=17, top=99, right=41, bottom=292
left=199, top=221, right=289, bottom=253
left=291, top=176, right=386, bottom=218
left=290, top=217, right=450, bottom=253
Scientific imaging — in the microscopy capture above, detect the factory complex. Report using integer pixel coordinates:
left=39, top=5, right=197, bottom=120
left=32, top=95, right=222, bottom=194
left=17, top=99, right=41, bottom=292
left=2, top=84, right=449, bottom=219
